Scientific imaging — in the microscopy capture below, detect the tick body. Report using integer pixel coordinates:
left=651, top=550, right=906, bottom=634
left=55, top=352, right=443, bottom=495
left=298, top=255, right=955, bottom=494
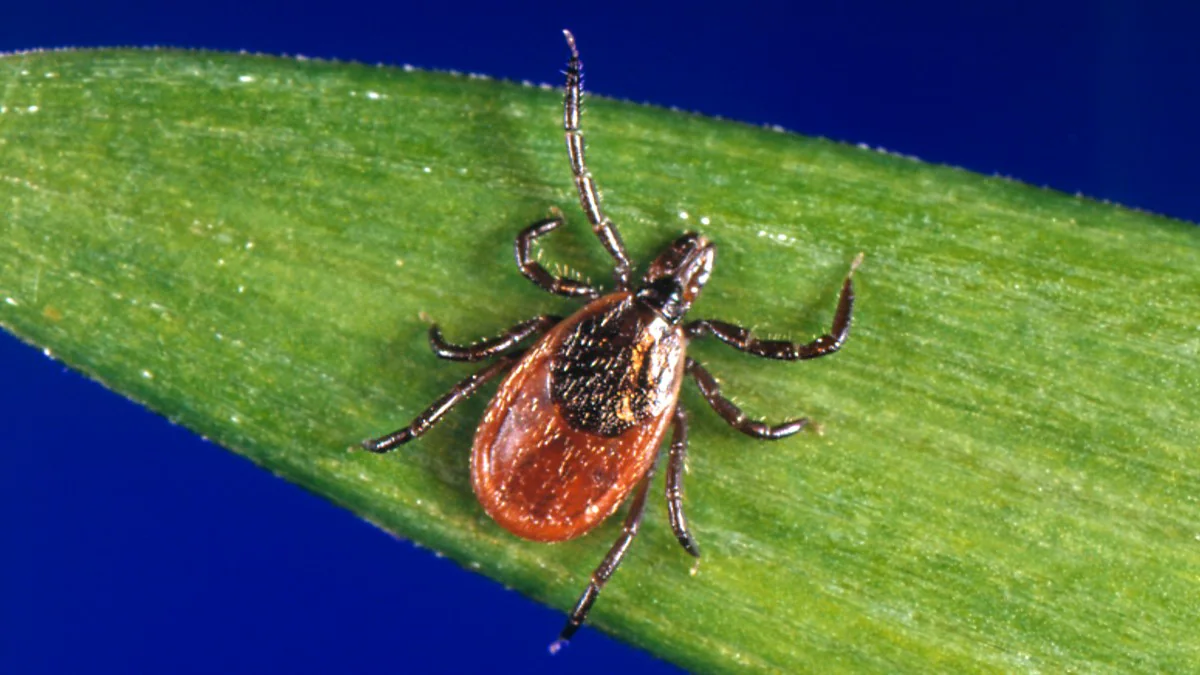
left=473, top=291, right=686, bottom=542
left=362, top=30, right=861, bottom=651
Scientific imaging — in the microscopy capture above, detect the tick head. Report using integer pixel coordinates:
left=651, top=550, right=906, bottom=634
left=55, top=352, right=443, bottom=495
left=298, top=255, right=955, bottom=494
left=637, top=232, right=715, bottom=324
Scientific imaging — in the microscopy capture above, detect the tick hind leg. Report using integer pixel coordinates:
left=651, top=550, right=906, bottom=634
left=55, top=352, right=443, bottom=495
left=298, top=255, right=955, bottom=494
left=360, top=353, right=521, bottom=453
left=685, top=253, right=862, bottom=361
left=550, top=459, right=657, bottom=654
left=562, top=30, right=633, bottom=290
left=429, top=315, right=560, bottom=361
left=688, top=358, right=809, bottom=440
left=666, top=406, right=701, bottom=559
left=515, top=217, right=601, bottom=299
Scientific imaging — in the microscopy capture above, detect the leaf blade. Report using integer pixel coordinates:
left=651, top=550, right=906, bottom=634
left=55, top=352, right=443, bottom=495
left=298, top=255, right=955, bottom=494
left=1, top=49, right=1198, bottom=673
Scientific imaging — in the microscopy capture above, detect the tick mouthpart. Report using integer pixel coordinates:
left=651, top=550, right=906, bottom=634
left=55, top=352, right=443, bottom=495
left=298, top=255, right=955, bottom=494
left=638, top=233, right=715, bottom=323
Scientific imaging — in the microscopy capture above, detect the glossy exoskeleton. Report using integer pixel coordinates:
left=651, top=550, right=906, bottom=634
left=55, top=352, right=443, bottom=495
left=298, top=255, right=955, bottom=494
left=361, top=30, right=861, bottom=652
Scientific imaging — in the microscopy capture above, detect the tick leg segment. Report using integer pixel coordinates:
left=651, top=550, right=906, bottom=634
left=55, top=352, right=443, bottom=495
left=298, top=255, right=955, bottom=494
left=360, top=353, right=521, bottom=453
left=685, top=254, right=862, bottom=360
left=515, top=217, right=602, bottom=299
left=687, top=358, right=809, bottom=440
left=562, top=30, right=633, bottom=290
left=550, top=457, right=657, bottom=653
left=429, top=315, right=560, bottom=362
left=666, top=406, right=701, bottom=558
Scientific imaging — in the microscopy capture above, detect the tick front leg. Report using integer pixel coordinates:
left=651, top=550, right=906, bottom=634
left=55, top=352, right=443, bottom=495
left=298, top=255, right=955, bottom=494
left=687, top=358, right=809, bottom=440
left=562, top=30, right=633, bottom=290
left=666, top=406, right=701, bottom=558
left=360, top=353, right=520, bottom=453
left=550, top=459, right=657, bottom=654
left=685, top=253, right=862, bottom=361
left=429, top=315, right=560, bottom=362
left=515, top=217, right=602, bottom=299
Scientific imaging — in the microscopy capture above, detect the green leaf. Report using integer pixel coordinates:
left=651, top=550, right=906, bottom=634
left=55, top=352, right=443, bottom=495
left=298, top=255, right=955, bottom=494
left=2, top=49, right=1198, bottom=673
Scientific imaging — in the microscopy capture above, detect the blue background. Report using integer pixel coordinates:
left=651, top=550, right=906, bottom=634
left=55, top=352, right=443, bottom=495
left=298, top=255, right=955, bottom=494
left=2, top=2, right=1198, bottom=673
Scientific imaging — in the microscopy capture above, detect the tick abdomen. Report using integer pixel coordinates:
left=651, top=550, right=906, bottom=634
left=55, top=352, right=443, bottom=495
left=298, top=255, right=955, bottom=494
left=470, top=293, right=685, bottom=542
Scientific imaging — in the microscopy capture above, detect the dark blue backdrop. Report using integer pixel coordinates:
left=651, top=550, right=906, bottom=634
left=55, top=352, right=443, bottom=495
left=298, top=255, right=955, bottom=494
left=3, top=3, right=1198, bottom=673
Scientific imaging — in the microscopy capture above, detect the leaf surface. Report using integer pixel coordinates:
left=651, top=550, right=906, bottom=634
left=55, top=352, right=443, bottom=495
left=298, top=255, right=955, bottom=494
left=1, top=49, right=1198, bottom=673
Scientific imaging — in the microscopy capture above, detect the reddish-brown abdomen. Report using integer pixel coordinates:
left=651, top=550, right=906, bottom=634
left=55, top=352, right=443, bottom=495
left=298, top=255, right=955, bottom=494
left=471, top=293, right=685, bottom=542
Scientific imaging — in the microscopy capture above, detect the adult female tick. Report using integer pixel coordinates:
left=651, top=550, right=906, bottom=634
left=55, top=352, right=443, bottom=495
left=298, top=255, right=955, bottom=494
left=362, top=30, right=861, bottom=651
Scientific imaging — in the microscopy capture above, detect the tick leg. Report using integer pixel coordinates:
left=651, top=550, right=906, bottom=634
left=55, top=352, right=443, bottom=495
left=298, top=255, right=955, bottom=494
left=685, top=253, right=863, bottom=361
left=666, top=406, right=701, bottom=558
left=429, top=315, right=560, bottom=362
left=562, top=30, right=633, bottom=290
left=687, top=358, right=809, bottom=440
left=515, top=217, right=602, bottom=299
left=550, top=458, right=657, bottom=653
left=360, top=353, right=520, bottom=453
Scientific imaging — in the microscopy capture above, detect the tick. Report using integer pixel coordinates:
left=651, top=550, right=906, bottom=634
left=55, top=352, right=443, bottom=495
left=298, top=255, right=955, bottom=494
left=361, top=30, right=861, bottom=651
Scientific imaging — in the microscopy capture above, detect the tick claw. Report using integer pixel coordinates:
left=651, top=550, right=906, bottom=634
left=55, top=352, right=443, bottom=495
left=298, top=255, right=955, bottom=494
left=548, top=638, right=569, bottom=655
left=849, top=252, right=865, bottom=276
left=360, top=428, right=416, bottom=453
left=360, top=437, right=389, bottom=453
